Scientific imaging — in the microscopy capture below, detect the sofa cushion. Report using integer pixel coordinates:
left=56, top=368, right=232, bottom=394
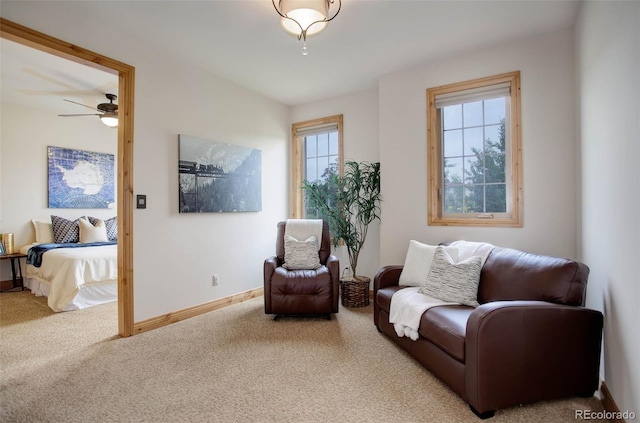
left=376, top=286, right=405, bottom=314
left=419, top=247, right=482, bottom=307
left=398, top=240, right=459, bottom=287
left=419, top=305, right=473, bottom=363
left=479, top=247, right=589, bottom=306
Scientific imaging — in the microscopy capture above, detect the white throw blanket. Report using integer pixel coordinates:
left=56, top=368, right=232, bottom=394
left=389, top=287, right=459, bottom=341
left=285, top=219, right=323, bottom=251
left=389, top=241, right=496, bottom=341
left=449, top=240, right=495, bottom=266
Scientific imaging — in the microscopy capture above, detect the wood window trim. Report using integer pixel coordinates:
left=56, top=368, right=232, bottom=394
left=0, top=18, right=136, bottom=337
left=427, top=71, right=523, bottom=227
left=290, top=114, right=344, bottom=218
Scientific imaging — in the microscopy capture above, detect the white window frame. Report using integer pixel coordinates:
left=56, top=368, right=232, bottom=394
left=427, top=71, right=523, bottom=227
left=291, top=114, right=344, bottom=218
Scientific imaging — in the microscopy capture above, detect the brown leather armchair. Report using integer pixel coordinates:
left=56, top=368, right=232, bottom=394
left=264, top=220, right=340, bottom=320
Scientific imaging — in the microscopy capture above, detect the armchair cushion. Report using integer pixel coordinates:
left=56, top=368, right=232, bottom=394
left=282, top=235, right=321, bottom=270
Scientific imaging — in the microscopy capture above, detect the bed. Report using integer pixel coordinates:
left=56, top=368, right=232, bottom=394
left=21, top=216, right=118, bottom=312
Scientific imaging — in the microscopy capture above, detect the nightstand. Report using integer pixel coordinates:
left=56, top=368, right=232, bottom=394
left=0, top=253, right=26, bottom=292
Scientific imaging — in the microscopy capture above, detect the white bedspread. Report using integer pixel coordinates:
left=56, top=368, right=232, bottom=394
left=25, top=244, right=117, bottom=312
left=389, top=287, right=459, bottom=341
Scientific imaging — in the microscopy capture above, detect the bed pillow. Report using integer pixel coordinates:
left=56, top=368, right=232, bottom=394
left=419, top=246, right=482, bottom=307
left=88, top=216, right=117, bottom=241
left=282, top=235, right=321, bottom=270
left=79, top=217, right=109, bottom=243
left=51, top=215, right=81, bottom=244
left=398, top=240, right=459, bottom=287
left=32, top=219, right=54, bottom=243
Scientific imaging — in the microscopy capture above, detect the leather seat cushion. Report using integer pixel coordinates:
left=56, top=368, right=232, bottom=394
left=419, top=305, right=473, bottom=363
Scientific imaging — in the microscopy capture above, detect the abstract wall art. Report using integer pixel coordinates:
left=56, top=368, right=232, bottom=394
left=47, top=146, right=115, bottom=209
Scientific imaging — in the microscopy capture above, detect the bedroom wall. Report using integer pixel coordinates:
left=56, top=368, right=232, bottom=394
left=378, top=29, right=578, bottom=265
left=0, top=102, right=117, bottom=280
left=1, top=4, right=290, bottom=321
left=575, top=0, right=640, bottom=415
left=290, top=88, right=380, bottom=283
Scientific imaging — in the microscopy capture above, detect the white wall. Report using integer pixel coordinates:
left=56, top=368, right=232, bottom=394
left=575, top=0, right=640, bottom=415
left=291, top=88, right=380, bottom=282
left=379, top=29, right=578, bottom=265
left=1, top=3, right=290, bottom=321
left=0, top=102, right=117, bottom=279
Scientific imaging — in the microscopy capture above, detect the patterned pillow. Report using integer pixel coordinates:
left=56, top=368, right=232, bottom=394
left=50, top=215, right=80, bottom=243
left=88, top=216, right=117, bottom=241
left=419, top=246, right=482, bottom=307
left=282, top=235, right=321, bottom=270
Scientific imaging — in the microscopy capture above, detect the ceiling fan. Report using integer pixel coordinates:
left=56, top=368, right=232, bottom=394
left=58, top=93, right=118, bottom=128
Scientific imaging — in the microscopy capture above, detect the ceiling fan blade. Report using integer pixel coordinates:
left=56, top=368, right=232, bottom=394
left=63, top=98, right=99, bottom=111
left=58, top=113, right=101, bottom=117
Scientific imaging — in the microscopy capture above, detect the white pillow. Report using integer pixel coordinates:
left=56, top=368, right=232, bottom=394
left=398, top=240, right=459, bottom=287
left=419, top=246, right=482, bottom=307
left=32, top=219, right=54, bottom=243
left=282, top=235, right=321, bottom=270
left=78, top=217, right=109, bottom=243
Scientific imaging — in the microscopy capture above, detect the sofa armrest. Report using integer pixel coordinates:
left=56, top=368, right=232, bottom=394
left=465, top=301, right=603, bottom=414
left=373, top=265, right=403, bottom=292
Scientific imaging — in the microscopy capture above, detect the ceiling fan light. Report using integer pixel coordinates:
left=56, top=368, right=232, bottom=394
left=100, top=112, right=118, bottom=128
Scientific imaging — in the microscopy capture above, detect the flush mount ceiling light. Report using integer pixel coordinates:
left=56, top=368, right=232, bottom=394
left=272, top=0, right=341, bottom=55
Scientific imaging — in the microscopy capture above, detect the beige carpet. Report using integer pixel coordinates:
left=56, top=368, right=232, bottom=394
left=0, top=291, right=607, bottom=423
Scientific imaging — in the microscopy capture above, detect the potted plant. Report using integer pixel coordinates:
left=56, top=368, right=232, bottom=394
left=302, top=160, right=381, bottom=307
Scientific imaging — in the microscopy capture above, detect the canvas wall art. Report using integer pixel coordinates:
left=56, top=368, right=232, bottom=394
left=178, top=135, right=262, bottom=213
left=47, top=146, right=115, bottom=209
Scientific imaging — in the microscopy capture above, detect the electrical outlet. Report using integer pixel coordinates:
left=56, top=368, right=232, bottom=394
left=212, top=274, right=220, bottom=286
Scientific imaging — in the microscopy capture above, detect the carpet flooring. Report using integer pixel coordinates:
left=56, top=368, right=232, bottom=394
left=0, top=291, right=607, bottom=422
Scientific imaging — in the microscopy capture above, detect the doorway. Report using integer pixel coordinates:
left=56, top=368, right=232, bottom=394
left=0, top=18, right=135, bottom=337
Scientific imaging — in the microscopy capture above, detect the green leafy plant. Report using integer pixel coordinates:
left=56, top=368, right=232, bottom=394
left=302, top=160, right=381, bottom=280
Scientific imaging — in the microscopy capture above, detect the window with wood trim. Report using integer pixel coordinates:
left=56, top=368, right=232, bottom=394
left=427, top=71, right=522, bottom=227
left=291, top=115, right=344, bottom=218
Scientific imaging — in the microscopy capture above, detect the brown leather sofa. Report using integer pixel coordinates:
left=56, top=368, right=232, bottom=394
left=374, top=245, right=603, bottom=418
left=264, top=221, right=340, bottom=319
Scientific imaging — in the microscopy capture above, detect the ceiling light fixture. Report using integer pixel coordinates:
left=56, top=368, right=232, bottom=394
left=99, top=111, right=118, bottom=128
left=272, top=0, right=341, bottom=55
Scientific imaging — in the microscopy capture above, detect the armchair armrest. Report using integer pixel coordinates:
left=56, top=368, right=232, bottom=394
left=465, top=301, right=603, bottom=414
left=373, top=265, right=403, bottom=292
left=263, top=256, right=279, bottom=313
left=327, top=254, right=340, bottom=312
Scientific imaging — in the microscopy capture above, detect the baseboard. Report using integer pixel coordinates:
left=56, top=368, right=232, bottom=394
left=600, top=380, right=628, bottom=423
left=133, top=287, right=264, bottom=335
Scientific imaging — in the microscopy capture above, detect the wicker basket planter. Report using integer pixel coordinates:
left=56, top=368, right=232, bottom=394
left=340, top=276, right=370, bottom=308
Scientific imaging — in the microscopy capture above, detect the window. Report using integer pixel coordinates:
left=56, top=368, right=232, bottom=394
left=427, top=71, right=522, bottom=227
left=291, top=115, right=343, bottom=218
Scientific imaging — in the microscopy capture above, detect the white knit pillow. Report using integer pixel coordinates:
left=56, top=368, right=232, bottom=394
left=78, top=217, right=109, bottom=243
left=419, top=246, right=482, bottom=307
left=282, top=235, right=321, bottom=270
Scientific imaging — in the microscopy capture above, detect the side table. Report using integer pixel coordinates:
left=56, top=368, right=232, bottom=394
left=0, top=253, right=26, bottom=292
